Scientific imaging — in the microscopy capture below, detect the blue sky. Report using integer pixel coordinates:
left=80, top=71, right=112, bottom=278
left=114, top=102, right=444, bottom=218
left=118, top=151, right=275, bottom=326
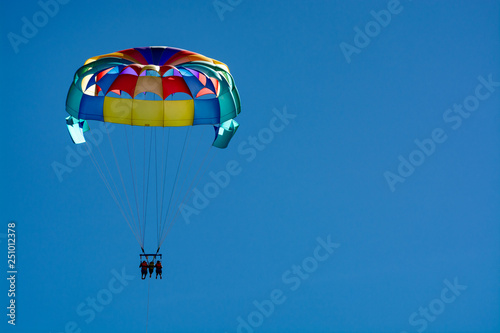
left=1, top=1, right=499, bottom=332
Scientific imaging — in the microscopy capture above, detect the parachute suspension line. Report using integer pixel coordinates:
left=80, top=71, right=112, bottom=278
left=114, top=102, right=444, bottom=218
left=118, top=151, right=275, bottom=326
left=158, top=129, right=170, bottom=249
left=142, top=127, right=154, bottom=247
left=168, top=146, right=214, bottom=229
left=166, top=128, right=205, bottom=225
left=160, top=147, right=217, bottom=246
left=156, top=128, right=163, bottom=247
left=83, top=142, right=143, bottom=247
left=154, top=128, right=159, bottom=248
left=161, top=128, right=207, bottom=239
left=159, top=126, right=193, bottom=240
left=104, top=124, right=138, bottom=236
left=132, top=126, right=143, bottom=243
left=159, top=146, right=217, bottom=247
left=133, top=127, right=141, bottom=241
left=83, top=143, right=120, bottom=216
left=94, top=126, right=144, bottom=241
left=142, top=128, right=146, bottom=244
left=125, top=126, right=144, bottom=244
left=91, top=126, right=133, bottom=227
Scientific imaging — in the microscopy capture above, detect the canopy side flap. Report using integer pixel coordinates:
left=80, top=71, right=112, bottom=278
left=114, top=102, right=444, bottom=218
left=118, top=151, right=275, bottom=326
left=212, top=119, right=239, bottom=149
left=66, top=116, right=90, bottom=144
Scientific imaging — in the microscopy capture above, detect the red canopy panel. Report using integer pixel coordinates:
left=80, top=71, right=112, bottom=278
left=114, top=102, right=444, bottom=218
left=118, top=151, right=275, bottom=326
left=107, top=74, right=139, bottom=97
left=162, top=76, right=192, bottom=99
left=120, top=48, right=149, bottom=65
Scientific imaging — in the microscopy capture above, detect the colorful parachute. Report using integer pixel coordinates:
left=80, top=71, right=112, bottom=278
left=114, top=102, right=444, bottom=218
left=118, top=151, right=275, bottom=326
left=65, top=47, right=241, bottom=252
left=66, top=46, right=240, bottom=147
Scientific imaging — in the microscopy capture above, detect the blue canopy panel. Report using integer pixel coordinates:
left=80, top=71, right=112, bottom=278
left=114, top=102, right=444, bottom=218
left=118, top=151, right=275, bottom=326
left=79, top=95, right=104, bottom=121
left=193, top=99, right=220, bottom=125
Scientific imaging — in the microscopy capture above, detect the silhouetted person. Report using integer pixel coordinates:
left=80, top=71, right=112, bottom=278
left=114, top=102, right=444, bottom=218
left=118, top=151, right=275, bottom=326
left=155, top=260, right=163, bottom=279
left=149, top=260, right=155, bottom=278
left=140, top=260, right=148, bottom=280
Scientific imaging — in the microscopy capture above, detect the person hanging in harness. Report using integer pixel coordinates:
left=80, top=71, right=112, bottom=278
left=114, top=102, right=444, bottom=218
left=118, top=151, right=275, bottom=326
left=140, top=260, right=148, bottom=280
left=148, top=260, right=155, bottom=278
left=155, top=260, right=163, bottom=279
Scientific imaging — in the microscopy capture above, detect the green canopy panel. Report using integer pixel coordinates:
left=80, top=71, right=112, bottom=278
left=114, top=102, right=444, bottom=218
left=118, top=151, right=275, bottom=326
left=213, top=119, right=239, bottom=149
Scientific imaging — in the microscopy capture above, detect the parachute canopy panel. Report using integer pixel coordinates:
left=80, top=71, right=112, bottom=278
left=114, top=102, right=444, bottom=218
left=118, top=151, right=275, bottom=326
left=213, top=119, right=239, bottom=149
left=66, top=116, right=89, bottom=144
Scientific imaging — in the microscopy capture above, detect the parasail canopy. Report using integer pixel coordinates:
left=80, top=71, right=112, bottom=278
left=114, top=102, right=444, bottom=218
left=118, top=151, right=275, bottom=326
left=64, top=46, right=241, bottom=252
left=66, top=46, right=241, bottom=146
